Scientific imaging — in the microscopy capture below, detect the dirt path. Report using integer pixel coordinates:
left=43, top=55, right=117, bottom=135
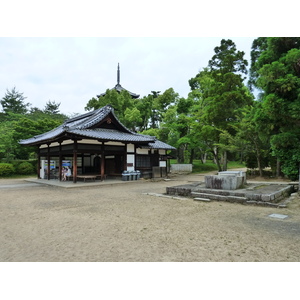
left=1, top=172, right=300, bottom=262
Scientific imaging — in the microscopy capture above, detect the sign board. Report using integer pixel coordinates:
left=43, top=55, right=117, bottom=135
left=62, top=160, right=72, bottom=168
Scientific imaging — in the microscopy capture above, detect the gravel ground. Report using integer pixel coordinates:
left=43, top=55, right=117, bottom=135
left=1, top=172, right=300, bottom=262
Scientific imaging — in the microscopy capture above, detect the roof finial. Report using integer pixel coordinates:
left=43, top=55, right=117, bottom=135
left=117, top=63, right=120, bottom=85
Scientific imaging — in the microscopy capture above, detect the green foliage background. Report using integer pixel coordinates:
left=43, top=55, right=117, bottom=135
left=2, top=38, right=300, bottom=179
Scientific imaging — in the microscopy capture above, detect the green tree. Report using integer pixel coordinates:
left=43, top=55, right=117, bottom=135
left=13, top=117, right=63, bottom=159
left=248, top=37, right=268, bottom=92
left=124, top=107, right=142, bottom=131
left=160, top=97, right=194, bottom=163
left=0, top=87, right=30, bottom=114
left=189, top=39, right=253, bottom=170
left=0, top=121, right=16, bottom=162
left=85, top=89, right=143, bottom=130
left=0, top=109, right=66, bottom=161
left=234, top=104, right=271, bottom=176
left=135, top=94, right=155, bottom=131
left=138, top=89, right=179, bottom=130
left=251, top=37, right=300, bottom=179
left=85, top=88, right=180, bottom=133
left=44, top=100, right=61, bottom=114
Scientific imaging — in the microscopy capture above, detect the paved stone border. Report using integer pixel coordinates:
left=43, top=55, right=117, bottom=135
left=142, top=192, right=190, bottom=201
left=166, top=182, right=296, bottom=207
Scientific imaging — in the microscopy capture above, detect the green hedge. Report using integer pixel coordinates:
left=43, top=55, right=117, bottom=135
left=0, top=163, right=15, bottom=176
left=16, top=161, right=35, bottom=175
left=0, top=160, right=37, bottom=177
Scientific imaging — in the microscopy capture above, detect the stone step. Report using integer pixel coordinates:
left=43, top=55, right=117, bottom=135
left=192, top=188, right=247, bottom=197
left=194, top=197, right=211, bottom=202
left=191, top=192, right=247, bottom=203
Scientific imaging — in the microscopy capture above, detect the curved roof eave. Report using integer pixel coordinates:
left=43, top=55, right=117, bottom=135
left=97, top=84, right=140, bottom=99
left=19, top=125, right=66, bottom=146
left=68, top=128, right=156, bottom=143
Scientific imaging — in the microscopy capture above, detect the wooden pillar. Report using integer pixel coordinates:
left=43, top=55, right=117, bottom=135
left=101, top=142, right=105, bottom=181
left=47, top=144, right=51, bottom=180
left=81, top=153, right=85, bottom=174
left=37, top=147, right=41, bottom=179
left=73, top=140, right=77, bottom=183
left=59, top=142, right=62, bottom=181
left=124, top=143, right=127, bottom=171
left=134, top=144, right=136, bottom=171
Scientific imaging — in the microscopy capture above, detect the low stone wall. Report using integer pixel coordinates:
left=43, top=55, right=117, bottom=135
left=246, top=185, right=293, bottom=202
left=166, top=183, right=295, bottom=207
left=166, top=182, right=200, bottom=197
left=170, top=164, right=193, bottom=173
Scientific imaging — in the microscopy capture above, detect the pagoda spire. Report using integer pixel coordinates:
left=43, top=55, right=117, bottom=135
left=117, top=63, right=120, bottom=85
left=97, top=63, right=139, bottom=98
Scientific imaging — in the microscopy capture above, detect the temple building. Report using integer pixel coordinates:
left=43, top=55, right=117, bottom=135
left=19, top=104, right=176, bottom=183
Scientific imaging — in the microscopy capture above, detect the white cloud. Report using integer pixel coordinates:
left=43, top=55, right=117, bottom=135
left=0, top=37, right=255, bottom=115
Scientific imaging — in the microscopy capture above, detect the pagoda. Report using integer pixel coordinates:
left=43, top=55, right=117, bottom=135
left=98, top=63, right=140, bottom=99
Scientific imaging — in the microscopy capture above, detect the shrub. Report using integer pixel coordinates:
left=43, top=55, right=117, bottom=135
left=0, top=163, right=15, bottom=176
left=246, top=169, right=274, bottom=178
left=16, top=161, right=35, bottom=175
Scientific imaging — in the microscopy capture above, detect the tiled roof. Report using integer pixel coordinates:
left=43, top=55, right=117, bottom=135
left=69, top=128, right=155, bottom=143
left=20, top=124, right=66, bottom=145
left=19, top=105, right=175, bottom=150
left=141, top=140, right=176, bottom=150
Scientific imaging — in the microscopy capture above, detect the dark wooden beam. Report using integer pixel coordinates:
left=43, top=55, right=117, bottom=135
left=73, top=140, right=78, bottom=183
left=59, top=142, right=62, bottom=181
left=101, top=142, right=105, bottom=181
left=37, top=146, right=41, bottom=179
left=47, top=144, right=51, bottom=180
left=124, top=143, right=127, bottom=171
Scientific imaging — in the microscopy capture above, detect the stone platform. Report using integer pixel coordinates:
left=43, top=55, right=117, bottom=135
left=205, top=170, right=247, bottom=190
left=166, top=181, right=295, bottom=207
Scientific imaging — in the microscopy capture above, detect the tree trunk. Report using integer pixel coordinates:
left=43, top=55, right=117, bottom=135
left=254, top=140, right=263, bottom=177
left=256, top=150, right=263, bottom=177
left=299, top=163, right=300, bottom=188
left=212, top=147, right=222, bottom=172
left=222, top=150, right=227, bottom=171
left=276, top=158, right=280, bottom=178
left=257, top=156, right=263, bottom=177
left=240, top=150, right=244, bottom=164
left=177, top=145, right=185, bottom=163
left=189, top=148, right=194, bottom=164
left=200, top=151, right=207, bottom=164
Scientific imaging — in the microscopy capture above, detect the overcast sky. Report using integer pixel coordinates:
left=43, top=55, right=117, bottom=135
left=0, top=37, right=256, bottom=115
left=1, top=1, right=296, bottom=117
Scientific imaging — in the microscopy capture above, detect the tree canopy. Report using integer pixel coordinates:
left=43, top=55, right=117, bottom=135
left=188, top=39, right=253, bottom=170
left=3, top=37, right=300, bottom=181
left=0, top=88, right=67, bottom=162
left=249, top=37, right=300, bottom=179
left=0, top=87, right=30, bottom=115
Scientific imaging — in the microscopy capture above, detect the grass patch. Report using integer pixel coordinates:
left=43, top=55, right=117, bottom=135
left=0, top=174, right=36, bottom=180
left=170, top=160, right=246, bottom=174
left=192, top=160, right=217, bottom=173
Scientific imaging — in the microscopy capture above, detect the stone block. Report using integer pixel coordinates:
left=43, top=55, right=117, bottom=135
left=205, top=175, right=244, bottom=190
left=218, top=171, right=247, bottom=185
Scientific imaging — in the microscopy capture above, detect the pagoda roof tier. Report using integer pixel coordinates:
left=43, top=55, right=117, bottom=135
left=97, top=63, right=140, bottom=99
left=97, top=83, right=140, bottom=99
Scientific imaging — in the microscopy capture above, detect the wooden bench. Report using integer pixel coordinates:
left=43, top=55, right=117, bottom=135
left=76, top=175, right=96, bottom=182
left=95, top=174, right=107, bottom=180
left=76, top=174, right=107, bottom=182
